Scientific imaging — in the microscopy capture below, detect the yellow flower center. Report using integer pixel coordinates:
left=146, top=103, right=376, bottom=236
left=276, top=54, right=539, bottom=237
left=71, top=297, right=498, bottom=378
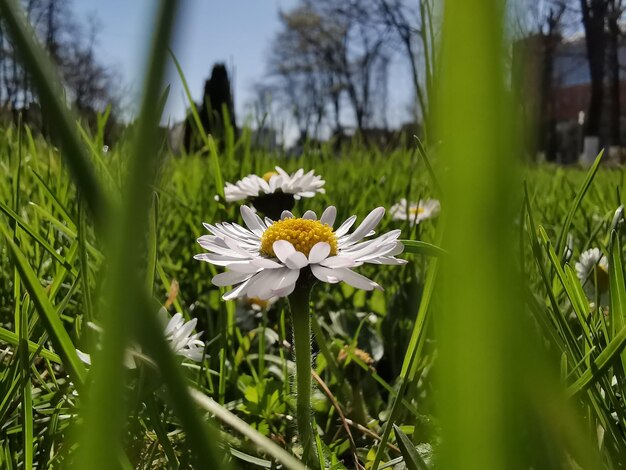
left=260, top=218, right=338, bottom=257
left=409, top=207, right=425, bottom=215
left=262, top=171, right=278, bottom=182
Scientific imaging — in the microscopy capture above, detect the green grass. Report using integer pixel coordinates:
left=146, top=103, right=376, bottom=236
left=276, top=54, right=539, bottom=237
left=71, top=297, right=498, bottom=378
left=3, top=112, right=626, bottom=468
left=2, top=0, right=626, bottom=468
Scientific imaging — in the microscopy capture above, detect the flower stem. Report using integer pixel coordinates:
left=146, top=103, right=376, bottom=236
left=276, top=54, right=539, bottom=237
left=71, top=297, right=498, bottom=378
left=289, top=281, right=317, bottom=467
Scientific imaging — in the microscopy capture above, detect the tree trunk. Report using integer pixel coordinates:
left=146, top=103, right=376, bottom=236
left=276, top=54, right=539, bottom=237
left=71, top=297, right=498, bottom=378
left=540, top=11, right=560, bottom=161
left=607, top=4, right=621, bottom=146
left=580, top=0, right=608, bottom=138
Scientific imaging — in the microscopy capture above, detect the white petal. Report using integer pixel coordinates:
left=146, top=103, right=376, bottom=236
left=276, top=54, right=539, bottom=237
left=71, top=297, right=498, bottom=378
left=273, top=240, right=296, bottom=263
left=273, top=281, right=297, bottom=298
left=223, top=276, right=255, bottom=300
left=164, top=312, right=183, bottom=335
left=226, top=262, right=264, bottom=273
left=76, top=349, right=92, bottom=365
left=348, top=207, right=385, bottom=242
left=252, top=258, right=284, bottom=269
left=223, top=236, right=257, bottom=258
left=303, top=210, right=317, bottom=220
left=309, top=242, right=331, bottom=264
left=311, top=264, right=342, bottom=283
left=240, top=205, right=265, bottom=236
left=281, top=210, right=294, bottom=220
left=337, top=268, right=382, bottom=291
left=320, top=206, right=337, bottom=227
left=245, top=270, right=285, bottom=299
left=275, top=268, right=300, bottom=289
left=194, top=253, right=246, bottom=266
left=335, top=215, right=357, bottom=237
left=320, top=256, right=358, bottom=268
left=285, top=251, right=309, bottom=270
left=275, top=166, right=290, bottom=179
left=388, top=241, right=405, bottom=256
left=212, top=270, right=254, bottom=287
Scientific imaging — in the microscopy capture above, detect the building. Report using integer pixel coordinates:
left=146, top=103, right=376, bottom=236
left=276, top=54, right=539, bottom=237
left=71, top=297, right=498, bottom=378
left=514, top=31, right=626, bottom=164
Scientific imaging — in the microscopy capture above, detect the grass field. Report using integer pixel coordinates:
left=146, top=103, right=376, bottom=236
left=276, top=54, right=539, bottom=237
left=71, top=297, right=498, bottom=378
left=2, top=120, right=626, bottom=468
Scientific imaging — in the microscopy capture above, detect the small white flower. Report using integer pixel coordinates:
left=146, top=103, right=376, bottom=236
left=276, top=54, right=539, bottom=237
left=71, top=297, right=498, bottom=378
left=195, top=205, right=406, bottom=300
left=575, top=247, right=609, bottom=284
left=161, top=312, right=205, bottom=362
left=390, top=198, right=440, bottom=225
left=224, top=167, right=325, bottom=202
left=77, top=310, right=205, bottom=366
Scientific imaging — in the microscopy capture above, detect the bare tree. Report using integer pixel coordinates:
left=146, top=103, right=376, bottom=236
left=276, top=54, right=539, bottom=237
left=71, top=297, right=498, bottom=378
left=579, top=0, right=609, bottom=138
left=376, top=0, right=437, bottom=137
left=63, top=18, right=117, bottom=115
left=540, top=4, right=567, bottom=160
left=0, top=0, right=119, bottom=131
left=267, top=0, right=393, bottom=139
left=268, top=8, right=330, bottom=142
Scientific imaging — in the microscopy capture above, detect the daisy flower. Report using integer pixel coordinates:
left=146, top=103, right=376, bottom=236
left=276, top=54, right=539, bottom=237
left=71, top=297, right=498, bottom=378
left=195, top=205, right=406, bottom=300
left=390, top=198, right=440, bottom=225
left=224, top=167, right=325, bottom=218
left=162, top=312, right=205, bottom=362
left=575, top=247, right=609, bottom=290
left=77, top=310, right=205, bottom=367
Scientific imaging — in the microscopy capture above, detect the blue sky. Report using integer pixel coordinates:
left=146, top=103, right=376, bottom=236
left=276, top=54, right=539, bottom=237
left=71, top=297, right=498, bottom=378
left=72, top=0, right=412, bottom=135
left=73, top=0, right=298, bottom=122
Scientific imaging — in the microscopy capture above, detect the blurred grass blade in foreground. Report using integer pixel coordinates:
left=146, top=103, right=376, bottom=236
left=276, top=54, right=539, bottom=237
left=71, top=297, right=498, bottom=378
left=436, top=0, right=597, bottom=468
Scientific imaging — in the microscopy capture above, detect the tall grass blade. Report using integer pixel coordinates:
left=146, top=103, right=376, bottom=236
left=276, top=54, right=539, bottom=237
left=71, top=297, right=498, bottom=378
left=436, top=0, right=534, bottom=468
left=392, top=424, right=428, bottom=470
left=555, top=150, right=604, bottom=256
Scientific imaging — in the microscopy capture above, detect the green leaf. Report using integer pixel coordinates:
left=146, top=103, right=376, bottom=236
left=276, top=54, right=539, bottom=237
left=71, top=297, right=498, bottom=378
left=401, top=239, right=447, bottom=257
left=393, top=424, right=429, bottom=470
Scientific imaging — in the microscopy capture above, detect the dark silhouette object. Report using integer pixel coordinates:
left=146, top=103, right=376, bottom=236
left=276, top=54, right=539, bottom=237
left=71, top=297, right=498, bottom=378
left=184, top=63, right=237, bottom=152
left=580, top=0, right=608, bottom=139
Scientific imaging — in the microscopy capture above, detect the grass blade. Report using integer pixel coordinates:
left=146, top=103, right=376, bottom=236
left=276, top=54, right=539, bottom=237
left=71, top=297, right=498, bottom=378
left=392, top=424, right=428, bottom=470
left=189, top=388, right=306, bottom=470
left=401, top=240, right=447, bottom=257
left=567, top=324, right=626, bottom=396
left=555, top=150, right=604, bottom=256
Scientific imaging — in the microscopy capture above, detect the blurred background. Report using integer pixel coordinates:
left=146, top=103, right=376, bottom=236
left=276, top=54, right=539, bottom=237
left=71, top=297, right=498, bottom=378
left=1, top=0, right=625, bottom=162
